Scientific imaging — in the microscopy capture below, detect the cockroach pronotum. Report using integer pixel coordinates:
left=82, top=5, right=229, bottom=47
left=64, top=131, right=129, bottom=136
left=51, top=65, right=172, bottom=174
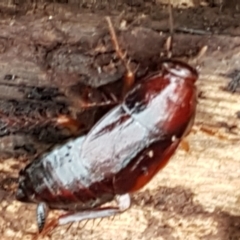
left=16, top=16, right=199, bottom=237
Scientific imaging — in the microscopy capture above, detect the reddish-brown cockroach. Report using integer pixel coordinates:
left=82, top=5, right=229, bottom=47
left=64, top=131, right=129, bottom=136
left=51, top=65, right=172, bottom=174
left=16, top=16, right=198, bottom=237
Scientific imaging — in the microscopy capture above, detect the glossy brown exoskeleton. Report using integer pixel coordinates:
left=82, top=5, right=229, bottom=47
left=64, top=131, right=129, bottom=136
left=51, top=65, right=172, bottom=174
left=16, top=58, right=198, bottom=232
left=16, top=17, right=199, bottom=236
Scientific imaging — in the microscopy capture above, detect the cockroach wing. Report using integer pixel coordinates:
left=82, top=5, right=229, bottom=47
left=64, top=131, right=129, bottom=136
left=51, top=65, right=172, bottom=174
left=80, top=105, right=150, bottom=182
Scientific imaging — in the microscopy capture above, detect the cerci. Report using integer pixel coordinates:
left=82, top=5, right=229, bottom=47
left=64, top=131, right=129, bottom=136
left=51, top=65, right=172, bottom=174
left=16, top=60, right=198, bottom=233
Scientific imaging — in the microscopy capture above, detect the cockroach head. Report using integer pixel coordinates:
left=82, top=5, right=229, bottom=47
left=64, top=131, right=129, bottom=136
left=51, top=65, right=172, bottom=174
left=161, top=60, right=198, bottom=83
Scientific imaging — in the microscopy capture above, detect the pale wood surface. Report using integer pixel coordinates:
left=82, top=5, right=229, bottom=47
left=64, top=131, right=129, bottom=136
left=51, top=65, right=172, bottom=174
left=0, top=2, right=240, bottom=240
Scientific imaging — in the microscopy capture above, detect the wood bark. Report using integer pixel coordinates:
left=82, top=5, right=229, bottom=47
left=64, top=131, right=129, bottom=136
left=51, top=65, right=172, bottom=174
left=0, top=2, right=240, bottom=240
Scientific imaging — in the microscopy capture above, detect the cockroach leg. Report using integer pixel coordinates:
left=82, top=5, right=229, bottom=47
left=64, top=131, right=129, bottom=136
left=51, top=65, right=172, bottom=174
left=58, top=194, right=131, bottom=226
left=35, top=194, right=131, bottom=238
left=95, top=215, right=104, bottom=227
left=65, top=222, right=74, bottom=233
left=37, top=202, right=49, bottom=233
left=37, top=194, right=130, bottom=238
left=105, top=16, right=135, bottom=96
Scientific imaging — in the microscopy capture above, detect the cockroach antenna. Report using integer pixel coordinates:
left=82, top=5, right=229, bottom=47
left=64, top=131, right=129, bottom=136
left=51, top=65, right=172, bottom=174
left=167, top=0, right=174, bottom=58
left=105, top=16, right=135, bottom=96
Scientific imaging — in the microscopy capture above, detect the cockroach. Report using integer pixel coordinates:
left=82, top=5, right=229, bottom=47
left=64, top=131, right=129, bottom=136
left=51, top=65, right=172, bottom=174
left=16, top=16, right=198, bottom=237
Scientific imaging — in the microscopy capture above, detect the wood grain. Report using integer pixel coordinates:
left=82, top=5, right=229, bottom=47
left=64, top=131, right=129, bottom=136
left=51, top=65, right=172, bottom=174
left=0, top=2, right=240, bottom=240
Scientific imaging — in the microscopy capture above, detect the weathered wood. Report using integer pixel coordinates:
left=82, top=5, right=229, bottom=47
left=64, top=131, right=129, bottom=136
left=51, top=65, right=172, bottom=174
left=0, top=2, right=240, bottom=240
left=2, top=0, right=240, bottom=10
left=0, top=0, right=239, bottom=160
